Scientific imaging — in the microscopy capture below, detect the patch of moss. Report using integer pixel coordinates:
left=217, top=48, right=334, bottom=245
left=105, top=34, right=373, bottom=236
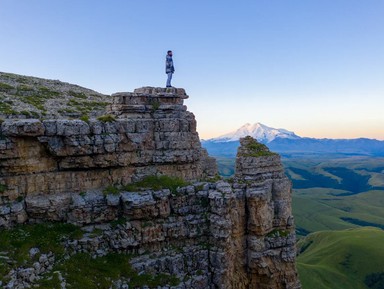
left=23, top=95, right=47, bottom=111
left=102, top=185, right=120, bottom=195
left=10, top=86, right=60, bottom=113
left=37, top=271, right=61, bottom=289
left=195, top=184, right=205, bottom=191
left=240, top=136, right=277, bottom=157
left=20, top=88, right=60, bottom=112
left=267, top=229, right=290, bottom=238
left=0, top=101, right=18, bottom=115
left=16, top=76, right=29, bottom=84
left=0, top=73, right=27, bottom=83
left=19, top=110, right=40, bottom=118
left=97, top=114, right=116, bottom=123
left=16, top=84, right=35, bottom=94
left=110, top=217, right=128, bottom=228
left=124, top=175, right=189, bottom=194
left=199, top=241, right=212, bottom=250
left=0, top=222, right=83, bottom=278
left=151, top=100, right=160, bottom=111
left=69, top=90, right=87, bottom=99
left=38, top=86, right=60, bottom=97
left=80, top=115, right=90, bottom=123
left=90, top=93, right=104, bottom=98
left=0, top=183, right=8, bottom=193
left=67, top=99, right=82, bottom=106
left=196, top=269, right=204, bottom=276
left=68, top=99, right=108, bottom=114
left=0, top=82, right=14, bottom=92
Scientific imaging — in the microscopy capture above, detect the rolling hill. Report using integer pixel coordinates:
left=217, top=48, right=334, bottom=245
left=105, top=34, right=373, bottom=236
left=297, top=227, right=384, bottom=289
left=288, top=157, right=384, bottom=236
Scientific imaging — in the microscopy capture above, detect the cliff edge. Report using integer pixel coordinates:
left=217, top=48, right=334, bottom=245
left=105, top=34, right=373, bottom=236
left=0, top=84, right=300, bottom=288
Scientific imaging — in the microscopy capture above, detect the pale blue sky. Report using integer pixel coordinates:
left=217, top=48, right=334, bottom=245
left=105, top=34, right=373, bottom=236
left=1, top=1, right=383, bottom=139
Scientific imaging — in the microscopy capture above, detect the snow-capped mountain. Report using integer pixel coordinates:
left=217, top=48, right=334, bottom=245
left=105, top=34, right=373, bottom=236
left=202, top=123, right=384, bottom=158
left=209, top=123, right=300, bottom=143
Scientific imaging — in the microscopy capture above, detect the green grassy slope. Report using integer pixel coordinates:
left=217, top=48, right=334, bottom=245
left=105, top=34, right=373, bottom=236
left=0, top=71, right=110, bottom=119
left=285, top=157, right=384, bottom=193
left=285, top=156, right=384, bottom=236
left=293, top=189, right=384, bottom=236
left=297, top=227, right=384, bottom=289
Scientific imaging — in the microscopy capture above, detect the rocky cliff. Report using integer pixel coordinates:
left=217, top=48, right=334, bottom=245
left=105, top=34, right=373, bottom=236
left=0, top=84, right=300, bottom=288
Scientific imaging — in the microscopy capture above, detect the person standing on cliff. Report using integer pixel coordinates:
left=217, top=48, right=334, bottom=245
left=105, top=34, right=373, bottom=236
left=165, top=50, right=175, bottom=87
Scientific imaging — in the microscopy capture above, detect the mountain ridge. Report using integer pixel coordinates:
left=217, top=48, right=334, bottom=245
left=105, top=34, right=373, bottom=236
left=203, top=123, right=384, bottom=158
left=207, top=122, right=383, bottom=143
left=209, top=122, right=300, bottom=143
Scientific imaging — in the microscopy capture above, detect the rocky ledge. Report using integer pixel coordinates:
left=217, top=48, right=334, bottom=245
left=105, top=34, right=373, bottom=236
left=0, top=87, right=216, bottom=214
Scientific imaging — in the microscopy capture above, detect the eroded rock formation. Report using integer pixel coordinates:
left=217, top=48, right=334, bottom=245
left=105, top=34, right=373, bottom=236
left=0, top=87, right=300, bottom=288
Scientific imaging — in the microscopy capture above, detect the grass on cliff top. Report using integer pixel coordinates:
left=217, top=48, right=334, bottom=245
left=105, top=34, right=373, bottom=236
left=297, top=227, right=384, bottom=289
left=0, top=72, right=110, bottom=117
left=69, top=99, right=109, bottom=115
left=0, top=82, right=15, bottom=91
left=0, top=100, right=18, bottom=115
left=239, top=136, right=277, bottom=157
left=123, top=175, right=189, bottom=194
left=97, top=114, right=116, bottom=122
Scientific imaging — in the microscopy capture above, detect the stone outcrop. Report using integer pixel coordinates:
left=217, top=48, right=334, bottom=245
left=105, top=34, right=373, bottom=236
left=0, top=87, right=216, bottom=219
left=0, top=87, right=300, bottom=288
left=234, top=137, right=299, bottom=288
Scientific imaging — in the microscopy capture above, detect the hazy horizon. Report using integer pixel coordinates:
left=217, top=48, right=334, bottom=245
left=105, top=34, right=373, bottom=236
left=200, top=121, right=384, bottom=141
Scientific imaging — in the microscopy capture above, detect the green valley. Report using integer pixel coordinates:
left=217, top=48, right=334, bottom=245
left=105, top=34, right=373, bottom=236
left=289, top=157, right=384, bottom=289
left=297, top=228, right=384, bottom=289
left=289, top=157, right=384, bottom=236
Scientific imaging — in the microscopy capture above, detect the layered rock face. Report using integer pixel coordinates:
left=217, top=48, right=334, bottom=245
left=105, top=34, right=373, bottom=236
left=0, top=88, right=300, bottom=288
left=0, top=87, right=216, bottom=226
left=234, top=136, right=300, bottom=289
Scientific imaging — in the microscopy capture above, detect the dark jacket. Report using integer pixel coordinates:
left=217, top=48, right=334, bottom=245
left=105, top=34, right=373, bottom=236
left=165, top=55, right=175, bottom=74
